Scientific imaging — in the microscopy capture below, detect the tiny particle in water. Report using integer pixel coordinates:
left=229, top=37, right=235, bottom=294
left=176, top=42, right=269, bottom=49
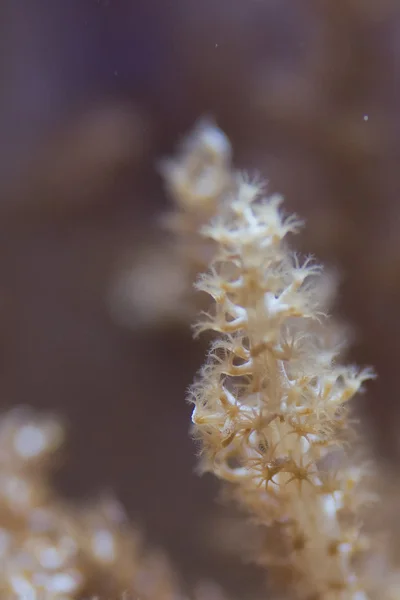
left=363, top=115, right=369, bottom=121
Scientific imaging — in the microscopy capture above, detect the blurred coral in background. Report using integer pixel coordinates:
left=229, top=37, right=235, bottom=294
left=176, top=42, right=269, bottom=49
left=1, top=0, right=400, bottom=597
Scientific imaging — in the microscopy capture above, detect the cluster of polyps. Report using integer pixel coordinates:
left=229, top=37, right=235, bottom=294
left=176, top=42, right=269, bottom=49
left=189, top=177, right=376, bottom=599
left=0, top=408, right=186, bottom=600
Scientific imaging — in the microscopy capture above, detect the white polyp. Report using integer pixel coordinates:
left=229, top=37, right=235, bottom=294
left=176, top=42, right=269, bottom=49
left=14, top=425, right=47, bottom=459
left=9, top=575, right=37, bottom=599
left=339, top=542, right=353, bottom=556
left=300, top=437, right=311, bottom=453
left=321, top=494, right=337, bottom=520
left=333, top=490, right=344, bottom=510
left=92, top=529, right=116, bottom=562
left=39, top=546, right=64, bottom=569
left=200, top=124, right=231, bottom=159
left=45, top=571, right=81, bottom=594
left=248, top=431, right=259, bottom=447
left=222, top=387, right=237, bottom=407
left=264, top=292, right=290, bottom=318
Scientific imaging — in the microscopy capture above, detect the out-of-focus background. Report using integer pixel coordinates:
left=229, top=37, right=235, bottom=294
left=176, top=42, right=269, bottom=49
left=1, top=0, right=400, bottom=595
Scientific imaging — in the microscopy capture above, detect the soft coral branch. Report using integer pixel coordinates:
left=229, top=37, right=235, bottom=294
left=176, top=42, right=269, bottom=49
left=188, top=153, right=384, bottom=598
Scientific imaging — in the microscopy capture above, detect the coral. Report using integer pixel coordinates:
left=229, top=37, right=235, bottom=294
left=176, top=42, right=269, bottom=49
left=0, top=406, right=187, bottom=600
left=187, top=150, right=393, bottom=597
left=109, top=119, right=236, bottom=329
